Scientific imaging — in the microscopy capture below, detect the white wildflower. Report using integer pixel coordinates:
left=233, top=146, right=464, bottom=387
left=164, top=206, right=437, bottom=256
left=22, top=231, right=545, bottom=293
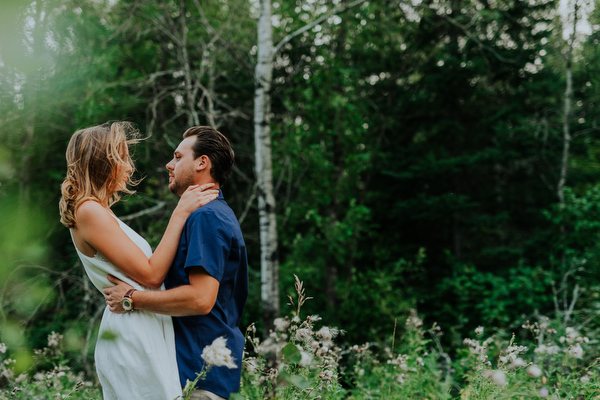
left=463, top=338, right=486, bottom=355
left=273, top=318, right=289, bottom=332
left=266, top=367, right=279, bottom=384
left=509, top=357, right=525, bottom=368
left=475, top=326, right=484, bottom=335
left=308, top=315, right=322, bottom=323
left=358, top=369, right=364, bottom=376
left=201, top=337, right=237, bottom=369
left=2, top=369, right=14, bottom=381
left=299, top=351, right=313, bottom=367
left=295, top=328, right=312, bottom=343
left=47, top=332, right=62, bottom=347
left=535, top=344, right=548, bottom=354
left=0, top=343, right=6, bottom=354
left=316, top=327, right=333, bottom=342
left=527, top=365, right=542, bottom=378
left=244, top=358, right=261, bottom=374
left=580, top=375, right=590, bottom=383
left=316, top=346, right=329, bottom=357
left=258, top=337, right=282, bottom=358
left=405, top=309, right=423, bottom=329
left=319, top=369, right=334, bottom=382
left=565, top=327, right=580, bottom=344
left=567, top=343, right=583, bottom=359
left=396, top=373, right=405, bottom=384
left=539, top=387, right=549, bottom=397
left=534, top=344, right=560, bottom=355
left=491, top=370, right=506, bottom=386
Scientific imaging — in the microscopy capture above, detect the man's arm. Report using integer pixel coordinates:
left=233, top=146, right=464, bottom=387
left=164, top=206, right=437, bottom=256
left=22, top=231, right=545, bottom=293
left=103, top=268, right=219, bottom=316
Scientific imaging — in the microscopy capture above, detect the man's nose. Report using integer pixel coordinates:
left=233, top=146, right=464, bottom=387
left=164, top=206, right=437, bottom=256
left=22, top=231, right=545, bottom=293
left=166, top=160, right=174, bottom=170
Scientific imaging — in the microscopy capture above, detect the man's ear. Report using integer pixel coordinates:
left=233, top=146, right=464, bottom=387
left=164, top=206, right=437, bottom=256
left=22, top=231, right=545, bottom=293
left=196, top=155, right=210, bottom=172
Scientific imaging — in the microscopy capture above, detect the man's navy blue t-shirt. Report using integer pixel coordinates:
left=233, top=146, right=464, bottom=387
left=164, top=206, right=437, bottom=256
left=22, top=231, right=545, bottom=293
left=164, top=190, right=248, bottom=398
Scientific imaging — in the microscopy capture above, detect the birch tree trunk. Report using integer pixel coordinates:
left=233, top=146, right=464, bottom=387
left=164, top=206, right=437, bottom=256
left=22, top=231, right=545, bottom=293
left=556, top=1, right=578, bottom=323
left=178, top=0, right=200, bottom=127
left=557, top=2, right=578, bottom=204
left=253, top=0, right=368, bottom=329
left=255, top=0, right=280, bottom=328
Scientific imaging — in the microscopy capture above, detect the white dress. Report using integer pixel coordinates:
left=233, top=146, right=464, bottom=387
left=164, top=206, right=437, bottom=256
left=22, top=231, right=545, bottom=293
left=71, top=215, right=182, bottom=400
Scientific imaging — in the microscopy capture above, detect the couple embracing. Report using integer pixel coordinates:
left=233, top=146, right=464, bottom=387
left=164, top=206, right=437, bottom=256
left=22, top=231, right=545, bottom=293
left=59, top=123, right=248, bottom=400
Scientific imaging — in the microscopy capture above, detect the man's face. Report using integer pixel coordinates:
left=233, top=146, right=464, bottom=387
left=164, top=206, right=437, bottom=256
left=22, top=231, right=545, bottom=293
left=166, top=136, right=198, bottom=196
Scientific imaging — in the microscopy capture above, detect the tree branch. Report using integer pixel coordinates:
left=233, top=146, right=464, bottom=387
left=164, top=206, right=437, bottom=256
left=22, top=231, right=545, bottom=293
left=192, top=0, right=254, bottom=73
left=238, top=183, right=258, bottom=226
left=120, top=201, right=168, bottom=222
left=273, top=0, right=368, bottom=55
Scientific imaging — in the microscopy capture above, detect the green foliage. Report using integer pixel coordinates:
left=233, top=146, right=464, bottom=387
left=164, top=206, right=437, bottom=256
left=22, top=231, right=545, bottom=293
left=437, top=262, right=553, bottom=330
left=342, top=312, right=452, bottom=399
left=2, top=278, right=600, bottom=399
left=3, top=0, right=600, bottom=389
left=0, top=332, right=100, bottom=399
left=456, top=318, right=600, bottom=399
left=239, top=276, right=346, bottom=399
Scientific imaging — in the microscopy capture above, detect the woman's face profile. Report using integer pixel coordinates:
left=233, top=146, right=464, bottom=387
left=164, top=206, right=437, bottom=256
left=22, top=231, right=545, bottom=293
left=113, top=143, right=133, bottom=192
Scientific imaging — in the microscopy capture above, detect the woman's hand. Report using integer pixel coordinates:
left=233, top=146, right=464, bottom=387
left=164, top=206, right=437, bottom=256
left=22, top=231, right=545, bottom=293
left=176, top=183, right=219, bottom=215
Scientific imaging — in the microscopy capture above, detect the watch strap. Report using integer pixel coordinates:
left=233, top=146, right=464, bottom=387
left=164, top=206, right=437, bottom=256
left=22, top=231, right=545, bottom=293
left=123, top=289, right=136, bottom=311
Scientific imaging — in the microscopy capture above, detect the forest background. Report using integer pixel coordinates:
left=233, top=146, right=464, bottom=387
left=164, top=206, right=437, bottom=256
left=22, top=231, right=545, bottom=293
left=1, top=0, right=600, bottom=391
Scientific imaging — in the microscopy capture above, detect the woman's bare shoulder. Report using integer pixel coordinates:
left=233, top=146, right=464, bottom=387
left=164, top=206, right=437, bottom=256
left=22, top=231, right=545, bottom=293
left=75, top=200, right=110, bottom=224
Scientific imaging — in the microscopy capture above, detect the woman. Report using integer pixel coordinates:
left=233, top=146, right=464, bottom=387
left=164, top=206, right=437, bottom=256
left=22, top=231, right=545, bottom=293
left=59, top=121, right=218, bottom=400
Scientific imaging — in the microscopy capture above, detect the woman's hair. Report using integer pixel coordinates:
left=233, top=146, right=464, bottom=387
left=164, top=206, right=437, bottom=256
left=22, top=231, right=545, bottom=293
left=59, top=121, right=140, bottom=228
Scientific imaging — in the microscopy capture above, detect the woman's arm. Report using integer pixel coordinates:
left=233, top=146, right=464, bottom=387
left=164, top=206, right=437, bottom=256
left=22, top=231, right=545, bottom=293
left=74, top=184, right=218, bottom=288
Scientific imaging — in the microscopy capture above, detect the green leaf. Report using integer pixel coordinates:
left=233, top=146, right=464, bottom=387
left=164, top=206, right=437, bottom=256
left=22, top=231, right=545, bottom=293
left=281, top=343, right=302, bottom=364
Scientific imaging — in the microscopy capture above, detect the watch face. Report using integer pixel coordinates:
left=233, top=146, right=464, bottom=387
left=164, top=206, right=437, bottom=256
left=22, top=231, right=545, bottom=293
left=122, top=298, right=133, bottom=311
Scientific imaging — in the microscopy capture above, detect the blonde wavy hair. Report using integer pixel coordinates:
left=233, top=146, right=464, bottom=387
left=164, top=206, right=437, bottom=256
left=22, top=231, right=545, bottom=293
left=59, top=121, right=140, bottom=228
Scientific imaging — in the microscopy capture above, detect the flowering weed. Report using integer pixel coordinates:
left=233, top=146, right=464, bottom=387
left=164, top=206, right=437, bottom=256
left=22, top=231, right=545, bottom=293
left=0, top=332, right=99, bottom=399
left=341, top=310, right=453, bottom=399
left=3, top=277, right=600, bottom=399
left=457, top=317, right=600, bottom=399
left=235, top=275, right=345, bottom=399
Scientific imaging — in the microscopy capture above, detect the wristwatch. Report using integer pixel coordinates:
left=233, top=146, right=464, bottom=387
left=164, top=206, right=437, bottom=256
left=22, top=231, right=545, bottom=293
left=121, top=289, right=137, bottom=312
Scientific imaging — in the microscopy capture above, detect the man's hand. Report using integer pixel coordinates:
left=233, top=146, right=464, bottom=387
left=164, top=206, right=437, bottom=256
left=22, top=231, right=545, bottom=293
left=103, top=275, right=134, bottom=314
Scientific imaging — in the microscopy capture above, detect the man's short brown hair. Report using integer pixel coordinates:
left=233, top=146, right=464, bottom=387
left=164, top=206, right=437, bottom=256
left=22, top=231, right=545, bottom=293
left=183, top=126, right=234, bottom=185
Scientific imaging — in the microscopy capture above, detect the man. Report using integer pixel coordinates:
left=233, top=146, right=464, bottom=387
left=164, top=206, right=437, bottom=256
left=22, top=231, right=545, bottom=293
left=104, top=126, right=248, bottom=400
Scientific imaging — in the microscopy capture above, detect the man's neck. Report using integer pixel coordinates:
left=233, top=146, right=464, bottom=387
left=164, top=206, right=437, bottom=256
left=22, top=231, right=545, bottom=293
left=195, top=179, right=220, bottom=190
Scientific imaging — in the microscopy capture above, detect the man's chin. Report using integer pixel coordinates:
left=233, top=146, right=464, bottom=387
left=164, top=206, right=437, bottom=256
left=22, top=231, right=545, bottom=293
left=168, top=184, right=182, bottom=197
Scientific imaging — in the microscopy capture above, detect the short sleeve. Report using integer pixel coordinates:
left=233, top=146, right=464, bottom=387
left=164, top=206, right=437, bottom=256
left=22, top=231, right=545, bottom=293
left=183, top=209, right=231, bottom=282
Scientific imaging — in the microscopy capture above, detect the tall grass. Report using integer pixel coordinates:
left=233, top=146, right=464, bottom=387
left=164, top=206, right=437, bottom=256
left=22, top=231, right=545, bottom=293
left=1, top=276, right=599, bottom=399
